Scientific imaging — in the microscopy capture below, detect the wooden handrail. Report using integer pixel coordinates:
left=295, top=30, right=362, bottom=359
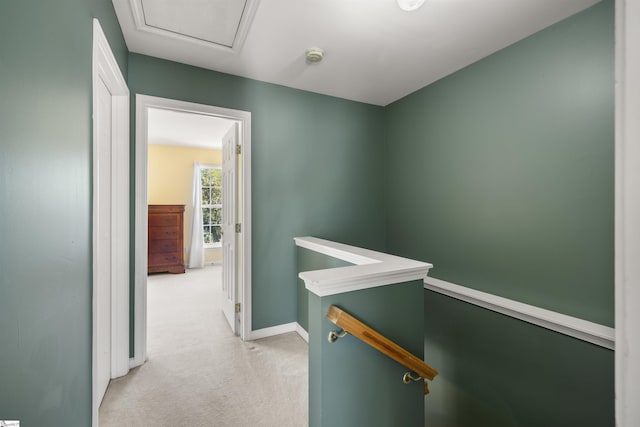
left=326, top=305, right=438, bottom=394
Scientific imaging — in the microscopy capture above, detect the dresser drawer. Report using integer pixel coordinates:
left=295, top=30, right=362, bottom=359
left=149, top=226, right=179, bottom=240
left=149, top=213, right=179, bottom=227
left=149, top=252, right=180, bottom=267
left=148, top=239, right=181, bottom=254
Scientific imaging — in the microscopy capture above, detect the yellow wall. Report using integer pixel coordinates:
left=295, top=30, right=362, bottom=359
left=148, top=144, right=223, bottom=264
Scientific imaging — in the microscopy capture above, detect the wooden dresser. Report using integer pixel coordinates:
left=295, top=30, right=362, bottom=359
left=148, top=204, right=185, bottom=274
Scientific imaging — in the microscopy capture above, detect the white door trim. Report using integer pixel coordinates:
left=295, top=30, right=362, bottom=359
left=92, top=19, right=130, bottom=427
left=132, top=95, right=252, bottom=368
left=615, top=1, right=640, bottom=425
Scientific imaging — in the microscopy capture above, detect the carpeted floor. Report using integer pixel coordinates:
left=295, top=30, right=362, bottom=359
left=99, top=265, right=309, bottom=427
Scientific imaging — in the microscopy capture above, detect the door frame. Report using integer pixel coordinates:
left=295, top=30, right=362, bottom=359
left=131, top=95, right=252, bottom=368
left=91, top=19, right=130, bottom=427
left=615, top=0, right=640, bottom=424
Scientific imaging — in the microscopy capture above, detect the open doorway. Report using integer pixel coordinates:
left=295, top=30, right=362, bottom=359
left=145, top=108, right=230, bottom=271
left=132, top=95, right=252, bottom=368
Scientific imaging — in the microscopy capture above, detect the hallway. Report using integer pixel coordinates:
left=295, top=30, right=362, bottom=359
left=99, top=266, right=308, bottom=426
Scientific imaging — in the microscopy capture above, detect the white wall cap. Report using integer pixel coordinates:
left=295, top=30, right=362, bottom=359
left=295, top=236, right=432, bottom=297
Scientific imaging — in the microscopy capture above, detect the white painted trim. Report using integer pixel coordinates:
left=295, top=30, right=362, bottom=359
left=92, top=19, right=130, bottom=427
left=248, top=322, right=298, bottom=340
left=239, top=107, right=253, bottom=342
left=615, top=0, right=640, bottom=424
left=111, top=87, right=130, bottom=378
left=424, top=276, right=615, bottom=350
left=130, top=95, right=148, bottom=369
left=294, top=237, right=378, bottom=266
left=128, top=0, right=260, bottom=53
left=295, top=237, right=432, bottom=297
left=246, top=322, right=309, bottom=343
left=295, top=323, right=309, bottom=343
left=134, top=96, right=253, bottom=370
left=243, top=322, right=309, bottom=343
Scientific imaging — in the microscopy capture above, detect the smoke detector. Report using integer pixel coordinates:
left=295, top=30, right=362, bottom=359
left=397, top=0, right=425, bottom=11
left=306, top=48, right=324, bottom=63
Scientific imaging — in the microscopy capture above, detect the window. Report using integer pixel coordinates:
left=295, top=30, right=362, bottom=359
left=201, top=167, right=222, bottom=247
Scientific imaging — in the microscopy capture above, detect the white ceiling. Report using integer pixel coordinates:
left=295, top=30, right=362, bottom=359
left=139, top=0, right=247, bottom=47
left=113, top=0, right=600, bottom=106
left=147, top=108, right=234, bottom=149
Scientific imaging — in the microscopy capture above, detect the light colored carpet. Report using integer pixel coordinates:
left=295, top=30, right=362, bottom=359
left=99, top=265, right=308, bottom=427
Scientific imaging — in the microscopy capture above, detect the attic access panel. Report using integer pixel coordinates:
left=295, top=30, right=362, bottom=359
left=137, top=0, right=251, bottom=49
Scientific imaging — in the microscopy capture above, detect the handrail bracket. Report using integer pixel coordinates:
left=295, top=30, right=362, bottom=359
left=328, top=329, right=349, bottom=343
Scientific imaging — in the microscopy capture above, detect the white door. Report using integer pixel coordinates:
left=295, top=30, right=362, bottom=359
left=95, top=76, right=113, bottom=404
left=221, top=123, right=238, bottom=334
left=92, top=20, right=130, bottom=426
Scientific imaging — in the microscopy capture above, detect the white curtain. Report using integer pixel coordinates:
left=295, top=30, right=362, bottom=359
left=188, top=162, right=205, bottom=269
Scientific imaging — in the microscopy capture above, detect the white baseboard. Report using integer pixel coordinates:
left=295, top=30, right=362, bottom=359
left=129, top=356, right=145, bottom=369
left=295, top=323, right=309, bottom=342
left=248, top=322, right=298, bottom=340
left=247, top=322, right=310, bottom=343
left=424, top=276, right=615, bottom=350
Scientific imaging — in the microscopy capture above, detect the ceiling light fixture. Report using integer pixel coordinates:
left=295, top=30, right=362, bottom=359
left=306, top=48, right=324, bottom=63
left=397, top=0, right=425, bottom=11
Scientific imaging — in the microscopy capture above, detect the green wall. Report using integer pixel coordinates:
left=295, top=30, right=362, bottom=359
left=424, top=291, right=614, bottom=426
left=308, top=280, right=425, bottom=427
left=386, top=0, right=614, bottom=327
left=296, top=247, right=353, bottom=331
left=383, top=1, right=615, bottom=425
left=0, top=1, right=127, bottom=425
left=127, top=54, right=387, bottom=330
left=0, top=0, right=615, bottom=424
